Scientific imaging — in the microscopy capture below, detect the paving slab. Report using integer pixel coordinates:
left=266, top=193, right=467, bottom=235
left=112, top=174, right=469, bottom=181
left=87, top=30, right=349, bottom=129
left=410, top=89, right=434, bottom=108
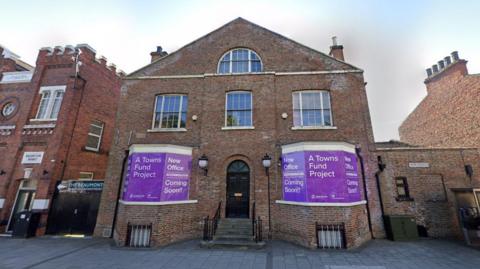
left=0, top=237, right=479, bottom=269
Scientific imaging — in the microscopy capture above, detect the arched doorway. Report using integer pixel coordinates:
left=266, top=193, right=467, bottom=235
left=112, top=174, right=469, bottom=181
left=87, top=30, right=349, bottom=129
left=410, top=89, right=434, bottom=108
left=226, top=160, right=250, bottom=218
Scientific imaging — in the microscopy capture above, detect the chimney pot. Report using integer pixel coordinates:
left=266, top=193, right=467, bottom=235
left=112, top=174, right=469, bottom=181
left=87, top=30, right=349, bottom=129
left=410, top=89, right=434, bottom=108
left=444, top=56, right=452, bottom=66
left=426, top=68, right=433, bottom=77
left=432, top=64, right=439, bottom=73
left=332, top=36, right=338, bottom=46
left=150, top=45, right=168, bottom=63
left=438, top=60, right=445, bottom=70
left=329, top=37, right=345, bottom=61
left=451, top=51, right=459, bottom=61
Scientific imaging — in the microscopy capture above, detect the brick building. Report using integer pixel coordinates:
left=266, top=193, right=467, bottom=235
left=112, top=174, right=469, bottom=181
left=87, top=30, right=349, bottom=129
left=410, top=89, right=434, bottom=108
left=0, top=44, right=122, bottom=235
left=375, top=141, right=480, bottom=245
left=395, top=51, right=480, bottom=245
left=399, top=51, right=480, bottom=148
left=95, top=18, right=384, bottom=249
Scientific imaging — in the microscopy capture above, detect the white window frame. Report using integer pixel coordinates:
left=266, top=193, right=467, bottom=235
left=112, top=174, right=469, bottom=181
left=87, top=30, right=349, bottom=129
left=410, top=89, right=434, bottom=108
left=217, top=48, right=263, bottom=74
left=85, top=120, right=104, bottom=152
left=79, top=172, right=94, bottom=180
left=292, top=90, right=334, bottom=128
left=224, top=91, right=254, bottom=129
left=34, top=85, right=66, bottom=121
left=151, top=94, right=188, bottom=131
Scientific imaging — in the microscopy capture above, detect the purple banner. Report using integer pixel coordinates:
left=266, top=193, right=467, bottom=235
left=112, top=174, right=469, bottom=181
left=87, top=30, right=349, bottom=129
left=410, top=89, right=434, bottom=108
left=282, top=151, right=361, bottom=203
left=122, top=152, right=192, bottom=202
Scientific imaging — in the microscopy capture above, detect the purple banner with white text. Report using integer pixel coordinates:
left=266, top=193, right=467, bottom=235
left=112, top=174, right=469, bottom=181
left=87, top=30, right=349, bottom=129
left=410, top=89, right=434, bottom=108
left=282, top=151, right=361, bottom=203
left=122, top=152, right=192, bottom=202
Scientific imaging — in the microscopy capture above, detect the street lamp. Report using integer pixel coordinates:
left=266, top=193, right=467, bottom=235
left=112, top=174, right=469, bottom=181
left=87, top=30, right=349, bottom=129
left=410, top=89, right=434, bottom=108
left=262, top=154, right=272, bottom=175
left=262, top=153, right=272, bottom=239
left=198, top=154, right=209, bottom=176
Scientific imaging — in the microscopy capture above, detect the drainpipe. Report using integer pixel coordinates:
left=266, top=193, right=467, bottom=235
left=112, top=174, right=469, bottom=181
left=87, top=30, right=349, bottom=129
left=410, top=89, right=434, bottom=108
left=355, top=147, right=374, bottom=239
left=110, top=149, right=129, bottom=238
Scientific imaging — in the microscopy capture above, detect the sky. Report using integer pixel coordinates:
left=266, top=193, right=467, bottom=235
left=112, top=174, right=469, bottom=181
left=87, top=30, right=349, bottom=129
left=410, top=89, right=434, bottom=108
left=1, top=0, right=479, bottom=141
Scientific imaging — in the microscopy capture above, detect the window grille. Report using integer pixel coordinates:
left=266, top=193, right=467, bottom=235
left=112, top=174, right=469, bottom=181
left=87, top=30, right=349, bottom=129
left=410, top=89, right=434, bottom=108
left=126, top=223, right=152, bottom=248
left=316, top=223, right=346, bottom=249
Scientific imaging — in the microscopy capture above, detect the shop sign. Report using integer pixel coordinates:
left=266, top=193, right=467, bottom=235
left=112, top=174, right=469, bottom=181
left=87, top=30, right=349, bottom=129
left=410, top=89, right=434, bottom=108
left=21, top=152, right=44, bottom=164
left=58, top=180, right=104, bottom=192
left=122, top=152, right=191, bottom=202
left=282, top=150, right=361, bottom=203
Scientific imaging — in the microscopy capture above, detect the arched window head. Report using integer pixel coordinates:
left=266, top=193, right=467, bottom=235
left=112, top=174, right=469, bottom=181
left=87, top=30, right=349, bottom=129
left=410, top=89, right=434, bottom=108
left=218, top=48, right=262, bottom=74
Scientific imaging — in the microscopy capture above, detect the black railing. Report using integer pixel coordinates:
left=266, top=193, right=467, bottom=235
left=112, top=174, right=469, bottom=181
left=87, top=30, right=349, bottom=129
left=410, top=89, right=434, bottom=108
left=203, top=201, right=221, bottom=241
left=252, top=201, right=263, bottom=242
left=251, top=201, right=256, bottom=236
left=253, top=217, right=263, bottom=242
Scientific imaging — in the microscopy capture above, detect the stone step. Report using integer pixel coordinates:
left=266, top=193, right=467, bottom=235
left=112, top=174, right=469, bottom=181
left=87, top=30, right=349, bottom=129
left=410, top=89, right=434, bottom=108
left=216, top=225, right=251, bottom=230
left=213, top=234, right=253, bottom=240
left=216, top=229, right=252, bottom=236
left=200, top=238, right=266, bottom=249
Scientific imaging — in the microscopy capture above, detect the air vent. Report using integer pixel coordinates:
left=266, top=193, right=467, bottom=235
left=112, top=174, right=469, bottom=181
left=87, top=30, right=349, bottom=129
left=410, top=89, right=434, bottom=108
left=126, top=223, right=152, bottom=248
left=316, top=223, right=346, bottom=249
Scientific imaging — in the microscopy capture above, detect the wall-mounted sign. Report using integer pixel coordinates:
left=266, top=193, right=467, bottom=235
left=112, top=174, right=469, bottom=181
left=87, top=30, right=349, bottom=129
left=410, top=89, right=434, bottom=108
left=281, top=143, right=361, bottom=203
left=0, top=71, right=33, bottom=84
left=409, top=162, right=429, bottom=168
left=58, top=180, right=104, bottom=192
left=21, top=152, right=44, bottom=164
left=122, top=145, right=192, bottom=202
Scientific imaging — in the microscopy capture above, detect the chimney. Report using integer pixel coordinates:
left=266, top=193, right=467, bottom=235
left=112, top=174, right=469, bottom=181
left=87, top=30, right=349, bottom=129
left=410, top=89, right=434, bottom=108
left=438, top=60, right=445, bottom=70
left=426, top=68, right=433, bottom=77
left=444, top=56, right=452, bottom=66
left=150, top=46, right=168, bottom=62
left=329, top=36, right=345, bottom=61
left=451, top=51, right=459, bottom=62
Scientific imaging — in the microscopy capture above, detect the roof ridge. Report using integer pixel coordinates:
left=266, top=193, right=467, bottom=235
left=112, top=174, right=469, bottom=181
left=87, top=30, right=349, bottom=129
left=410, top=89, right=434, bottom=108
left=128, top=17, right=361, bottom=77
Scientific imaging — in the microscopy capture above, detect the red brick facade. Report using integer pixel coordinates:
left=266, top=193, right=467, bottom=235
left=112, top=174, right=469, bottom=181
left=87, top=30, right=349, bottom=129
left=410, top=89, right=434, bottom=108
left=0, top=45, right=122, bottom=234
left=94, top=18, right=383, bottom=249
left=399, top=52, right=480, bottom=147
left=375, top=144, right=480, bottom=239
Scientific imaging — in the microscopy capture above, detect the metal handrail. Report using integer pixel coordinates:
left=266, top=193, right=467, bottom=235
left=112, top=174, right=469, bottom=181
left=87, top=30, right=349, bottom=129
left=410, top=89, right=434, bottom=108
left=252, top=201, right=263, bottom=242
left=252, top=201, right=256, bottom=236
left=203, top=201, right=222, bottom=241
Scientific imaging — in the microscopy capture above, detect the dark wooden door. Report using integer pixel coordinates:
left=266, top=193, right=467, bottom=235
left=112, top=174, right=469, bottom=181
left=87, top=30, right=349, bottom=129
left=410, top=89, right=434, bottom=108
left=226, top=161, right=250, bottom=218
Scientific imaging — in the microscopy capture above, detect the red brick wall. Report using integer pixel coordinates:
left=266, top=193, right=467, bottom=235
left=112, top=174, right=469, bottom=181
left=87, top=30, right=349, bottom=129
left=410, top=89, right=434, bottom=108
left=274, top=203, right=370, bottom=248
left=376, top=147, right=480, bottom=238
left=0, top=45, right=121, bottom=233
left=399, top=60, right=480, bottom=147
left=95, top=19, right=383, bottom=248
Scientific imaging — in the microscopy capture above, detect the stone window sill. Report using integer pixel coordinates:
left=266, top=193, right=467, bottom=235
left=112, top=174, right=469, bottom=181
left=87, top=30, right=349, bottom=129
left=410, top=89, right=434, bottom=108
left=29, top=118, right=57, bottom=122
left=119, top=200, right=198, bottom=206
left=221, top=126, right=255, bottom=130
left=291, top=126, right=337, bottom=130
left=275, top=200, right=367, bottom=207
left=147, top=128, right=187, bottom=133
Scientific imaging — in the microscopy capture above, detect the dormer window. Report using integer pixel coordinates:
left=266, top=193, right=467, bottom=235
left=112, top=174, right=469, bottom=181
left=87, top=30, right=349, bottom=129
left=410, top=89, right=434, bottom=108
left=218, top=48, right=262, bottom=74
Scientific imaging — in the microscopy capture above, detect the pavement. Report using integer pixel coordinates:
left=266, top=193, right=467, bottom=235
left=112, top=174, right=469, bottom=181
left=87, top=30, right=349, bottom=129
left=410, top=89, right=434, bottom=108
left=0, top=237, right=479, bottom=269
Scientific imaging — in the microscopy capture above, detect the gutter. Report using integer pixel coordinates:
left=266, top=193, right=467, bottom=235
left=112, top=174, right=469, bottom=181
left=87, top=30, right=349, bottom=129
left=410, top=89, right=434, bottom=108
left=355, top=147, right=374, bottom=239
left=110, top=149, right=129, bottom=238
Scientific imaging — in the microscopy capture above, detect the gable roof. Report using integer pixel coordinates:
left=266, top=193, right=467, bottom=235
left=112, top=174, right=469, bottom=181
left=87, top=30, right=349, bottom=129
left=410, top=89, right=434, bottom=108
left=129, top=17, right=362, bottom=77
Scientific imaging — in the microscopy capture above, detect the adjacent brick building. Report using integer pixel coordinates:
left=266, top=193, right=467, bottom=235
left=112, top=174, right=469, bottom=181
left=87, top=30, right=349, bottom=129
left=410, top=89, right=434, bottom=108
left=95, top=18, right=384, bottom=249
left=375, top=141, right=480, bottom=244
left=0, top=44, right=122, bottom=235
left=399, top=52, right=480, bottom=147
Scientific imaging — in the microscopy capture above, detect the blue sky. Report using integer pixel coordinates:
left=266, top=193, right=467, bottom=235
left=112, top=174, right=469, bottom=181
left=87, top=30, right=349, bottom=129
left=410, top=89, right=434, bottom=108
left=1, top=0, right=479, bottom=141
